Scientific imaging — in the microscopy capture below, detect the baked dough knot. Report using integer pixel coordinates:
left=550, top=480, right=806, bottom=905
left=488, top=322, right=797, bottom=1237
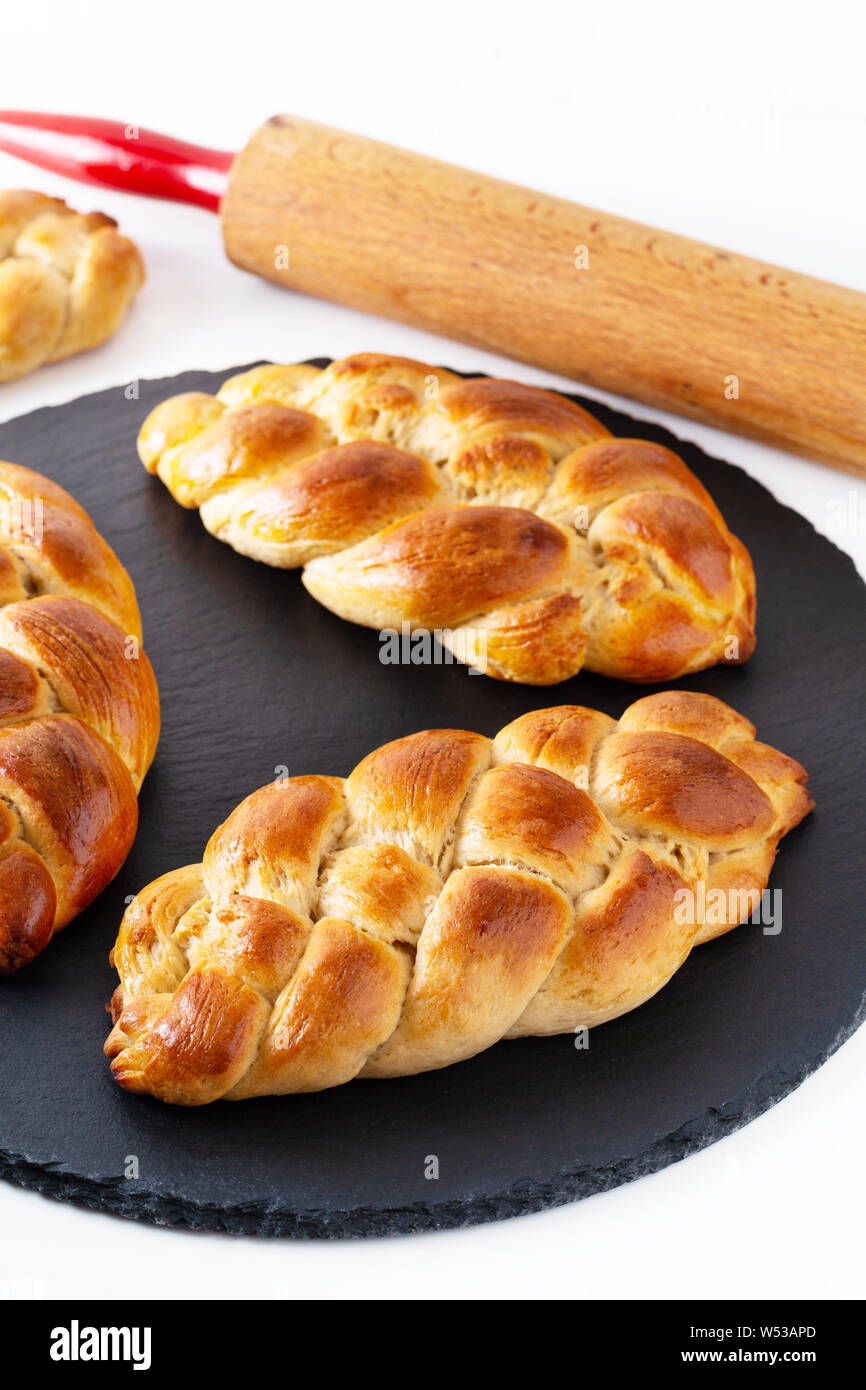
left=0, top=462, right=159, bottom=972
left=138, top=354, right=757, bottom=685
left=105, top=691, right=810, bottom=1104
left=0, top=190, right=144, bottom=382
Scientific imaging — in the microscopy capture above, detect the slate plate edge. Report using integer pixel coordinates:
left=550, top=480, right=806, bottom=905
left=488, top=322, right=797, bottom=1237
left=0, top=362, right=863, bottom=1240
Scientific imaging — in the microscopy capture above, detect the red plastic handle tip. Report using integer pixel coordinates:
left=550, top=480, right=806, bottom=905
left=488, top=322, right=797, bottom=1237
left=0, top=112, right=234, bottom=211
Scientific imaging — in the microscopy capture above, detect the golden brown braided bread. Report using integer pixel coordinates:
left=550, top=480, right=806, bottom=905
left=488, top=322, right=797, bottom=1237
left=105, top=692, right=809, bottom=1105
left=138, top=354, right=756, bottom=685
left=0, top=190, right=144, bottom=382
left=0, top=462, right=159, bottom=973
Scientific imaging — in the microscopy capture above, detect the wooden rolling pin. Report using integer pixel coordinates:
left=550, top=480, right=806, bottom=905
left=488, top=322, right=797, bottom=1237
left=3, top=111, right=865, bottom=475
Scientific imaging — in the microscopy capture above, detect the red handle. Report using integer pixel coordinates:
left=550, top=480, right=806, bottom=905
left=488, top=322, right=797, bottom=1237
left=0, top=112, right=233, bottom=211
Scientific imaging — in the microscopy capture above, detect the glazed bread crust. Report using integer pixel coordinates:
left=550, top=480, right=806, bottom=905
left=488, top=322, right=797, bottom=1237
left=105, top=692, right=810, bottom=1104
left=138, top=354, right=756, bottom=685
left=0, top=190, right=144, bottom=382
left=0, top=462, right=160, bottom=972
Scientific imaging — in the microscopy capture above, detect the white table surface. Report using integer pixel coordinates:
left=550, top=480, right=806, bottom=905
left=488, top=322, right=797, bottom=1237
left=0, top=0, right=863, bottom=1301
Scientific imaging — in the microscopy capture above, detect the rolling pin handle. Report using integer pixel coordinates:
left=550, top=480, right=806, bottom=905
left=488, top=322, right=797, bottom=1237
left=0, top=111, right=232, bottom=211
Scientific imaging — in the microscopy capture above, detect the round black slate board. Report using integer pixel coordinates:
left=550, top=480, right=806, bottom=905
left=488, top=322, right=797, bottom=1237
left=0, top=363, right=863, bottom=1240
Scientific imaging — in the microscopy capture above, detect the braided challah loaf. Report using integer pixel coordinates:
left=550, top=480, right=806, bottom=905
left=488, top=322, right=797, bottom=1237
left=105, top=691, right=810, bottom=1104
left=0, top=190, right=144, bottom=382
left=138, top=354, right=756, bottom=685
left=0, top=462, right=159, bottom=973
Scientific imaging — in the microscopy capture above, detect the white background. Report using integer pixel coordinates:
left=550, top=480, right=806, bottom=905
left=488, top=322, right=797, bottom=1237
left=0, top=0, right=864, bottom=1300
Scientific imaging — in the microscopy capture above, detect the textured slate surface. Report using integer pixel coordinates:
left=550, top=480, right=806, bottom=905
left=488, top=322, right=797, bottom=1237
left=0, top=363, right=863, bottom=1239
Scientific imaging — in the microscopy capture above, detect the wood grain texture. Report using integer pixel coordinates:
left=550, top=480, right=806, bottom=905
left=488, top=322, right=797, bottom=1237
left=222, top=115, right=866, bottom=476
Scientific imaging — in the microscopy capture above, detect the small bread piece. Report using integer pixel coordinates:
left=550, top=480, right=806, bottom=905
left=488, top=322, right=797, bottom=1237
left=0, top=461, right=159, bottom=972
left=138, top=354, right=756, bottom=685
left=105, top=692, right=810, bottom=1104
left=0, top=190, right=144, bottom=381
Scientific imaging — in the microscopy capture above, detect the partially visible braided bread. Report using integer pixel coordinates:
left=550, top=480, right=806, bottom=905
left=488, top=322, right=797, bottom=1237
left=105, top=691, right=809, bottom=1104
left=0, top=462, right=159, bottom=972
left=138, top=354, right=756, bottom=685
left=0, top=190, right=144, bottom=382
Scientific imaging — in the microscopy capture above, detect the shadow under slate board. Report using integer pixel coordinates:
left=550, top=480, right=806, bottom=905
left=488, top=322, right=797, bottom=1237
left=0, top=361, right=864, bottom=1239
